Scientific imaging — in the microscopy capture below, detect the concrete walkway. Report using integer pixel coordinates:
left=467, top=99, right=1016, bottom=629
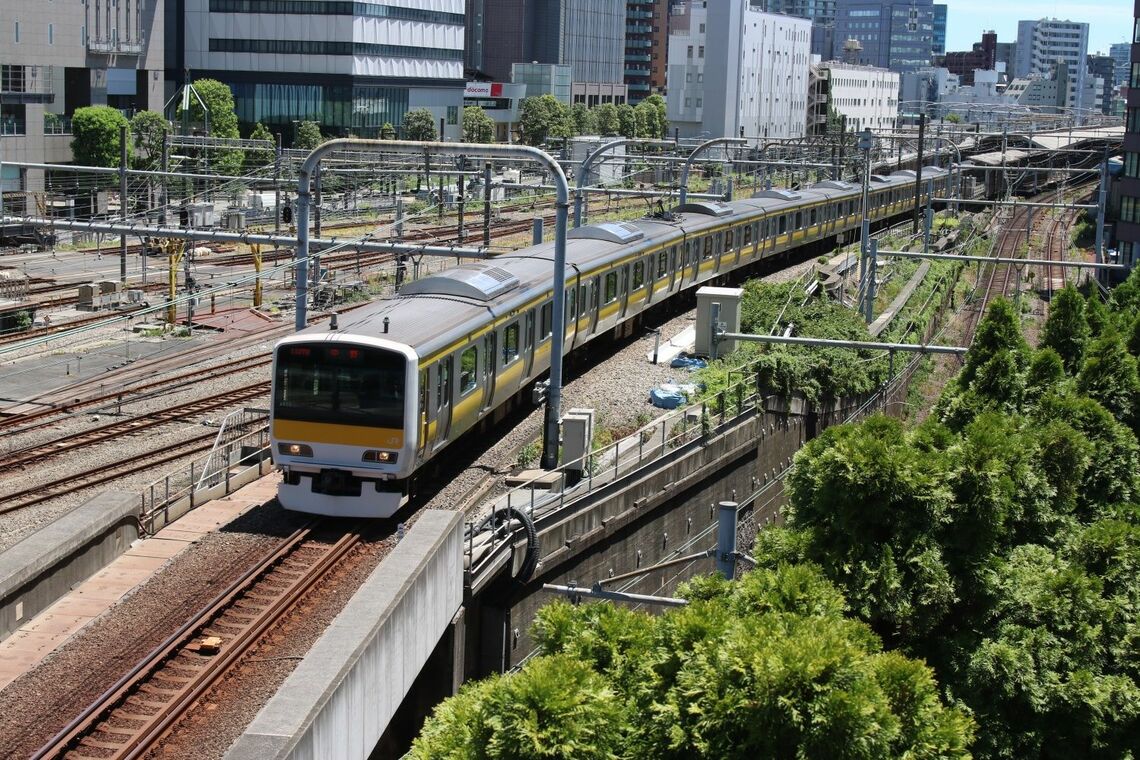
left=0, top=474, right=279, bottom=691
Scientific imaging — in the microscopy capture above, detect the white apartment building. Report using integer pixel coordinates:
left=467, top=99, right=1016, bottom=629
left=668, top=1, right=811, bottom=139
left=0, top=0, right=164, bottom=211
left=1015, top=18, right=1090, bottom=112
left=818, top=62, right=899, bottom=132
left=176, top=0, right=465, bottom=140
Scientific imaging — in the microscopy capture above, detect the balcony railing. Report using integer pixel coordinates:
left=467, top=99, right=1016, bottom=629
left=0, top=119, right=26, bottom=136
left=87, top=39, right=144, bottom=55
left=44, top=114, right=71, bottom=135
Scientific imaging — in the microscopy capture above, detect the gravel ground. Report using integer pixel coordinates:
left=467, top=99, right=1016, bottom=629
left=0, top=251, right=821, bottom=758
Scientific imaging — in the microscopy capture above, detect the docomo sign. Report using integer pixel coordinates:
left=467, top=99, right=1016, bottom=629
left=464, top=82, right=504, bottom=98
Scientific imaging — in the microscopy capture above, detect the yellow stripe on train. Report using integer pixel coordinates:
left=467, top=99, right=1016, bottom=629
left=274, top=419, right=405, bottom=449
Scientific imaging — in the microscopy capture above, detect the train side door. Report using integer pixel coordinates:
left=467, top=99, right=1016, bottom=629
left=417, top=368, right=430, bottom=462
left=523, top=310, right=536, bottom=378
left=481, top=331, right=497, bottom=411
left=433, top=357, right=452, bottom=450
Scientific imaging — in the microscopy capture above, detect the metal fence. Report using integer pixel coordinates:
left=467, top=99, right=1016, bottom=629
left=139, top=407, right=270, bottom=534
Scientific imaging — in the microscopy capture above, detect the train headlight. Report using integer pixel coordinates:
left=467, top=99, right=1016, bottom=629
left=279, top=443, right=313, bottom=457
left=363, top=450, right=398, bottom=464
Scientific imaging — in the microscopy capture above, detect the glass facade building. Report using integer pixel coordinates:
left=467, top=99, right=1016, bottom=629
left=834, top=0, right=935, bottom=74
left=172, top=0, right=465, bottom=142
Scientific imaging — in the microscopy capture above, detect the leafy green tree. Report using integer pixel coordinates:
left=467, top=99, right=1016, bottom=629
left=643, top=94, right=668, bottom=138
left=247, top=122, right=276, bottom=167
left=962, top=297, right=1030, bottom=387
left=1086, top=292, right=1110, bottom=336
left=963, top=543, right=1140, bottom=758
left=293, top=120, right=323, bottom=150
left=634, top=100, right=659, bottom=138
left=570, top=103, right=596, bottom=136
left=1128, top=313, right=1140, bottom=357
left=594, top=103, right=620, bottom=136
left=945, top=112, right=963, bottom=124
left=129, top=111, right=170, bottom=171
left=180, top=79, right=244, bottom=176
left=70, top=105, right=131, bottom=168
left=1026, top=347, right=1066, bottom=395
left=462, top=106, right=495, bottom=143
left=1076, top=331, right=1140, bottom=431
left=518, top=95, right=571, bottom=145
left=402, top=108, right=439, bottom=141
left=784, top=415, right=957, bottom=645
left=616, top=103, right=637, bottom=139
left=1041, top=285, right=1091, bottom=373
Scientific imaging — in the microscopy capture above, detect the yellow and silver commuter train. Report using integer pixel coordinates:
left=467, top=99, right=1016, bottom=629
left=270, top=168, right=950, bottom=517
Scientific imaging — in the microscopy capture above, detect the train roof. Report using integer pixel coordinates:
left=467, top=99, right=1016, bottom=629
left=292, top=170, right=938, bottom=359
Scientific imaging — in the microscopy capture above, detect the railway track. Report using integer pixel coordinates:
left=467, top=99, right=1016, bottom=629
left=0, top=426, right=234, bottom=514
left=0, top=382, right=269, bottom=473
left=0, top=354, right=272, bottom=431
left=32, top=522, right=363, bottom=760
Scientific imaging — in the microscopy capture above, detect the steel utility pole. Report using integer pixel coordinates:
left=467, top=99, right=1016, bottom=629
left=119, top=125, right=128, bottom=284
left=912, top=113, right=925, bottom=234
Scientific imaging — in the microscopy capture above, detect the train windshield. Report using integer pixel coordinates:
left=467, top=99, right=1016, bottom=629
left=274, top=343, right=406, bottom=428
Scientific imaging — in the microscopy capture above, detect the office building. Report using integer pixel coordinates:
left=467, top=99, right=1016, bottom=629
left=1088, top=54, right=1116, bottom=115
left=172, top=0, right=465, bottom=141
left=1111, top=41, right=1131, bottom=88
left=759, top=0, right=836, bottom=58
left=809, top=61, right=899, bottom=133
left=942, top=31, right=997, bottom=86
left=1, top=0, right=164, bottom=213
left=466, top=0, right=625, bottom=87
left=1014, top=18, right=1090, bottom=111
left=1114, top=0, right=1140, bottom=272
left=668, top=1, right=811, bottom=139
left=932, top=3, right=946, bottom=58
left=834, top=0, right=935, bottom=73
left=625, top=0, right=669, bottom=103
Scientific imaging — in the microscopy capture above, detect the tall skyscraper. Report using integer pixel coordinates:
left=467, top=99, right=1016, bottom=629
left=624, top=0, right=670, bottom=104
left=932, top=4, right=947, bottom=58
left=834, top=0, right=935, bottom=73
left=465, top=0, right=625, bottom=85
left=1015, top=18, right=1090, bottom=111
left=1111, top=41, right=1132, bottom=88
left=760, top=0, right=837, bottom=59
left=1088, top=54, right=1115, bottom=115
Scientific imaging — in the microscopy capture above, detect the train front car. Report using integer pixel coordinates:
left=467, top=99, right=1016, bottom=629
left=270, top=334, right=418, bottom=518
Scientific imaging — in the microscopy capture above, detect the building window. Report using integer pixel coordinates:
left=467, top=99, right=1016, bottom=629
left=687, top=45, right=693, bottom=58
left=446, top=105, right=458, bottom=125
left=14, top=21, right=19, bottom=43
left=698, top=45, right=704, bottom=58
left=1122, top=196, right=1140, bottom=224
left=48, top=24, right=53, bottom=45
left=1126, top=153, right=1140, bottom=179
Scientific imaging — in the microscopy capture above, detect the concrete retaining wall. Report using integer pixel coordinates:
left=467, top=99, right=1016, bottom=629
left=226, top=509, right=465, bottom=760
left=0, top=492, right=139, bottom=641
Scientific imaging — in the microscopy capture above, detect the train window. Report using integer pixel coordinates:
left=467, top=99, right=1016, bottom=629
left=657, top=250, right=668, bottom=278
left=810, top=208, right=817, bottom=226
left=743, top=224, right=752, bottom=245
left=502, top=322, right=520, bottom=365
left=778, top=216, right=787, bottom=235
left=540, top=302, right=553, bottom=339
left=604, top=272, right=618, bottom=303
left=724, top=230, right=733, bottom=250
left=703, top=236, right=714, bottom=259
left=794, top=211, right=803, bottom=229
left=590, top=281, right=599, bottom=310
left=632, top=261, right=645, bottom=288
left=566, top=288, right=577, bottom=321
left=459, top=347, right=477, bottom=395
left=760, top=219, right=769, bottom=237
